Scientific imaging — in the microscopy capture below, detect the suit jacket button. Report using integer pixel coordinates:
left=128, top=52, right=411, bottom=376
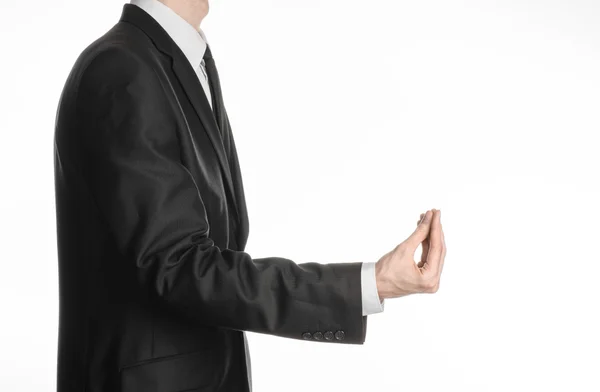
left=334, top=330, right=345, bottom=341
left=324, top=331, right=334, bottom=341
left=313, top=331, right=323, bottom=341
left=302, top=332, right=312, bottom=340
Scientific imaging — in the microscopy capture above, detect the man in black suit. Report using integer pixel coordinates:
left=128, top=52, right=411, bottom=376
left=53, top=1, right=446, bottom=391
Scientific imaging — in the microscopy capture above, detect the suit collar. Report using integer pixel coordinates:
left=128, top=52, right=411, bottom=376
left=119, top=3, right=240, bottom=224
left=129, top=0, right=208, bottom=71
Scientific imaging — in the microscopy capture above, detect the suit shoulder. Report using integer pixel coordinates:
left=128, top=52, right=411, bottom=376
left=61, top=21, right=160, bottom=93
left=84, top=24, right=159, bottom=81
left=55, top=21, right=168, bottom=135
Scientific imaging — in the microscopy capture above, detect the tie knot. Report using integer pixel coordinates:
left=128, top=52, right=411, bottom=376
left=203, top=44, right=213, bottom=61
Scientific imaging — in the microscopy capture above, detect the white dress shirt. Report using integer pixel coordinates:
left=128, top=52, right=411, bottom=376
left=129, top=0, right=384, bottom=317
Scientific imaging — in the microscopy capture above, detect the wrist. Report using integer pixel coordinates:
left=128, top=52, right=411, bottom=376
left=375, top=261, right=394, bottom=300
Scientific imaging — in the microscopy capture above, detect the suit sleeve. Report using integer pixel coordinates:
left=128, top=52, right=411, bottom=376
left=76, top=46, right=368, bottom=344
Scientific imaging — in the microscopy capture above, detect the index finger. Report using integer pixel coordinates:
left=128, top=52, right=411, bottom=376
left=422, top=209, right=442, bottom=275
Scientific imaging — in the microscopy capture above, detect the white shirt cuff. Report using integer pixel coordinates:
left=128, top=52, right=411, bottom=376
left=361, top=262, right=385, bottom=316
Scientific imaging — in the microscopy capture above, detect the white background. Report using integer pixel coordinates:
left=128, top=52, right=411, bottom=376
left=1, top=0, right=599, bottom=391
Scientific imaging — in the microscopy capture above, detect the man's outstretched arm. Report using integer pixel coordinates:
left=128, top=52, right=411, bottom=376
left=77, top=46, right=368, bottom=344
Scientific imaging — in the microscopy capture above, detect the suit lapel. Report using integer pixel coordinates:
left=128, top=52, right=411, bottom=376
left=119, top=4, right=240, bottom=223
left=171, top=57, right=240, bottom=222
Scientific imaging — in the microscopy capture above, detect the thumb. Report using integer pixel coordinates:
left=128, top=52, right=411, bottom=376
left=405, top=209, right=433, bottom=248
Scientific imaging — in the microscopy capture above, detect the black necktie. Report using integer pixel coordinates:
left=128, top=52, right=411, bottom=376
left=202, top=44, right=240, bottom=249
left=202, top=44, right=224, bottom=130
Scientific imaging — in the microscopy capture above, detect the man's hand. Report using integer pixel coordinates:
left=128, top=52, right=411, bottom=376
left=375, top=209, right=446, bottom=299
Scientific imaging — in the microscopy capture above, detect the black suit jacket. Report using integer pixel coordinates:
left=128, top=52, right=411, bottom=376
left=53, top=4, right=367, bottom=392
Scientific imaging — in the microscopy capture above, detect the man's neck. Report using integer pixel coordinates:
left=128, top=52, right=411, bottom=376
left=159, top=0, right=208, bottom=32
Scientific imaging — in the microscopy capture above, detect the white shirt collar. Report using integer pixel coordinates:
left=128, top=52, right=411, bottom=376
left=129, top=0, right=208, bottom=70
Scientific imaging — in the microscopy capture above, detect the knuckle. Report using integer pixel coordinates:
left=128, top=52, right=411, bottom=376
left=419, top=278, right=437, bottom=291
left=424, top=279, right=440, bottom=293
